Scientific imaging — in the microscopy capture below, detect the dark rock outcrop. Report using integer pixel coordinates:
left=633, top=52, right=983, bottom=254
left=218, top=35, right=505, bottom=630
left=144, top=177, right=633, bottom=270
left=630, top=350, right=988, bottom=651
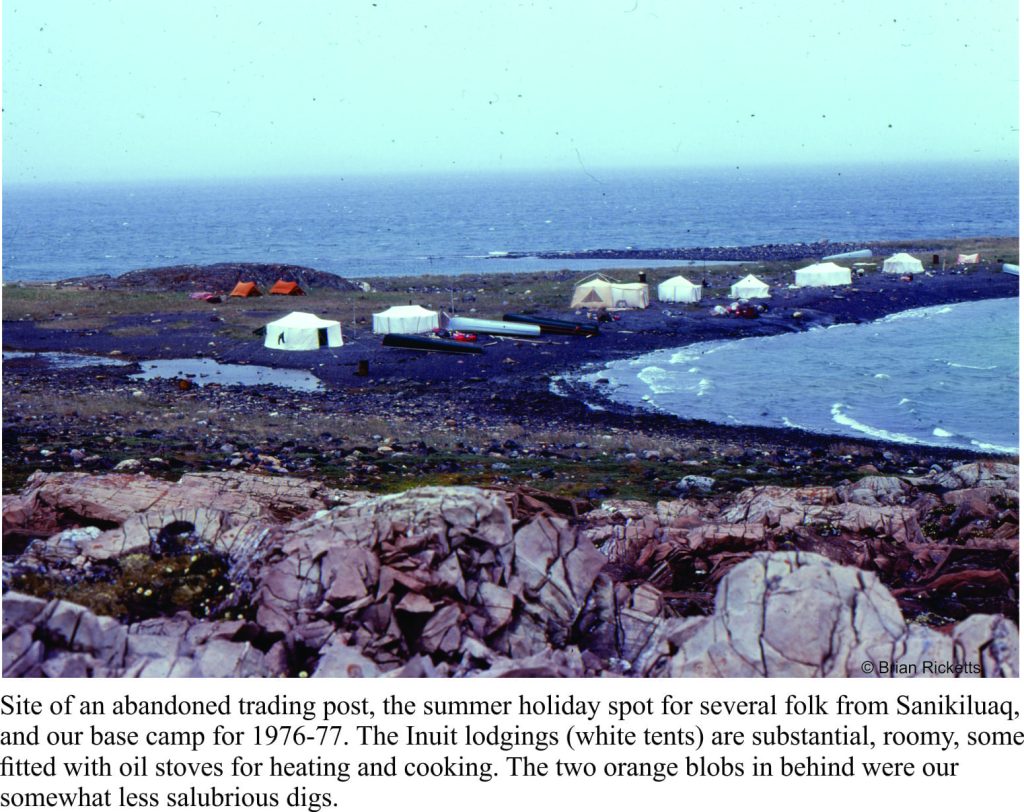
left=56, top=262, right=358, bottom=292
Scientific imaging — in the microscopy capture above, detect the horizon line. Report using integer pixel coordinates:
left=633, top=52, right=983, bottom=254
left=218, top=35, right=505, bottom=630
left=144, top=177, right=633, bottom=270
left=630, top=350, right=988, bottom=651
left=3, top=156, right=1019, bottom=189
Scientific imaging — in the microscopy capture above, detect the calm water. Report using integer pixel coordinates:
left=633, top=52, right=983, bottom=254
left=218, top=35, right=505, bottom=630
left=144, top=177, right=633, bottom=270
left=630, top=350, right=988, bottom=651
left=131, top=359, right=323, bottom=392
left=580, top=298, right=1019, bottom=454
left=2, top=162, right=1017, bottom=282
left=2, top=351, right=130, bottom=369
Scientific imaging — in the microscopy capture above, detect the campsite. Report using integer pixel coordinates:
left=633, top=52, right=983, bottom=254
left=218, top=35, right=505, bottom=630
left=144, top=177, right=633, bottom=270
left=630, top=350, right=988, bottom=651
left=4, top=237, right=1017, bottom=487
left=2, top=236, right=1019, bottom=677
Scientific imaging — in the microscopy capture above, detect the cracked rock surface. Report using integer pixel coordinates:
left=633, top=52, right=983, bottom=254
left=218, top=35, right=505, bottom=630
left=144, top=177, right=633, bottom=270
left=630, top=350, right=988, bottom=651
left=636, top=552, right=1017, bottom=677
left=3, top=470, right=1018, bottom=677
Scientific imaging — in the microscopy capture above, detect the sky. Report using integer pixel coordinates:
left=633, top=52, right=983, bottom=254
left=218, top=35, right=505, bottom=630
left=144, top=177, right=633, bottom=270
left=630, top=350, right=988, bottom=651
left=1, top=0, right=1019, bottom=183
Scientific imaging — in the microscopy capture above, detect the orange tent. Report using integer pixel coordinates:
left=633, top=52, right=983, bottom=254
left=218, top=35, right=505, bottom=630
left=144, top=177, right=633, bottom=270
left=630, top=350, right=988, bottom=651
left=230, top=281, right=262, bottom=297
left=269, top=280, right=305, bottom=296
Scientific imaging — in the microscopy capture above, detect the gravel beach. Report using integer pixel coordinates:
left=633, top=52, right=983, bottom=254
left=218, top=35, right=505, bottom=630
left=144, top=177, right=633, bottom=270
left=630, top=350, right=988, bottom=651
left=3, top=249, right=1018, bottom=496
left=2, top=242, right=1019, bottom=677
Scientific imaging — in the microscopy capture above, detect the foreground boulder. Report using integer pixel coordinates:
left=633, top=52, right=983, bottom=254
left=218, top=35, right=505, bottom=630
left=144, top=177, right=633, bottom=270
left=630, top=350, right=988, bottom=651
left=636, top=552, right=1018, bottom=678
left=250, top=486, right=609, bottom=670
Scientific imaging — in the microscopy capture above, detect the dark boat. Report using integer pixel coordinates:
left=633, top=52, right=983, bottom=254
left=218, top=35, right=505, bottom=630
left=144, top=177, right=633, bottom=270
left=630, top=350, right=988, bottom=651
left=502, top=313, right=599, bottom=336
left=382, top=333, right=484, bottom=354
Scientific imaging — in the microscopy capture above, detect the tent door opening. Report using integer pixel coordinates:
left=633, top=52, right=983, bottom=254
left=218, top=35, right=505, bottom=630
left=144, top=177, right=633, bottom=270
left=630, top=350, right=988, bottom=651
left=318, top=328, right=329, bottom=348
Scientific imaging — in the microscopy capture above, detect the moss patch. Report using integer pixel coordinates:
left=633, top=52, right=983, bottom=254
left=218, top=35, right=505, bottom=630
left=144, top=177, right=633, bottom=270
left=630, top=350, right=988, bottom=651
left=10, top=550, right=238, bottom=623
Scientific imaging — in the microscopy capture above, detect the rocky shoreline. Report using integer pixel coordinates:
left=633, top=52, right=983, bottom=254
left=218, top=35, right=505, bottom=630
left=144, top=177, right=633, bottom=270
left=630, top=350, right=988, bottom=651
left=500, top=239, right=909, bottom=263
left=3, top=254, right=1016, bottom=496
left=54, top=262, right=361, bottom=292
left=2, top=244, right=1019, bottom=676
left=495, top=237, right=1018, bottom=264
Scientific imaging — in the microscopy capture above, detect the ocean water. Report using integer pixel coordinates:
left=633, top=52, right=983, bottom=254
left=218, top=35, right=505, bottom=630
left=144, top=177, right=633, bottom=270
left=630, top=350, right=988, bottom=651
left=580, top=298, right=1019, bottom=454
left=2, top=162, right=1018, bottom=282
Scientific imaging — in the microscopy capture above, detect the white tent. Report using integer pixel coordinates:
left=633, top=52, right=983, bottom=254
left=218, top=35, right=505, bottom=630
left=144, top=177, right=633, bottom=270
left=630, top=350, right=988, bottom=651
left=372, top=304, right=440, bottom=334
left=957, top=253, right=980, bottom=265
left=570, top=274, right=650, bottom=309
left=729, top=274, right=770, bottom=299
left=571, top=276, right=615, bottom=308
left=794, top=262, right=852, bottom=287
left=657, top=275, right=702, bottom=303
left=882, top=252, right=924, bottom=275
left=264, top=312, right=342, bottom=351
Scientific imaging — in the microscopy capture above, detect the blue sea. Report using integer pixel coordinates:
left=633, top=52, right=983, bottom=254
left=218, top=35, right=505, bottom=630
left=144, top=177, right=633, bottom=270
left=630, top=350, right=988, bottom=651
left=1, top=162, right=1018, bottom=282
left=579, top=299, right=1019, bottom=454
left=2, top=162, right=1019, bottom=452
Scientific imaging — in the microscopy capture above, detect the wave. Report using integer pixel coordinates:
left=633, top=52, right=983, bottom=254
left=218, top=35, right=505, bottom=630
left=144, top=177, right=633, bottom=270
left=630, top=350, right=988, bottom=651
left=969, top=439, right=1018, bottom=455
left=669, top=344, right=717, bottom=365
left=882, top=304, right=954, bottom=322
left=568, top=298, right=1016, bottom=453
left=830, top=402, right=924, bottom=446
left=637, top=366, right=673, bottom=394
left=946, top=362, right=998, bottom=370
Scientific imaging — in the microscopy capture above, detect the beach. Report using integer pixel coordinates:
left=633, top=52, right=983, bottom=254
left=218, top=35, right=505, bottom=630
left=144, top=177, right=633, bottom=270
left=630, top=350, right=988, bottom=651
left=2, top=239, right=1019, bottom=677
left=3, top=239, right=1018, bottom=494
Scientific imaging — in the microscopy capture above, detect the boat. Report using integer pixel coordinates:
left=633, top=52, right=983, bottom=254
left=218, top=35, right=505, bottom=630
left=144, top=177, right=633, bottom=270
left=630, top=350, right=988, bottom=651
left=432, top=328, right=478, bottom=342
left=382, top=333, right=484, bottom=354
left=502, top=313, right=599, bottom=336
left=447, top=316, right=541, bottom=337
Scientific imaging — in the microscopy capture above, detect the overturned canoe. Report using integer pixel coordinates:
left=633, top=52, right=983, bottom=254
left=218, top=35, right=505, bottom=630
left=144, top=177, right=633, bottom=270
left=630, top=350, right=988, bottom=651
left=382, top=333, right=484, bottom=354
left=447, top=316, right=541, bottom=337
left=503, top=313, right=599, bottom=336
left=821, top=248, right=873, bottom=261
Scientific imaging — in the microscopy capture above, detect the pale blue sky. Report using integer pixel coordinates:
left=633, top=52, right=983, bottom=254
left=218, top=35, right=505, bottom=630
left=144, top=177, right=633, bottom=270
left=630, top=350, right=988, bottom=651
left=2, top=0, right=1019, bottom=183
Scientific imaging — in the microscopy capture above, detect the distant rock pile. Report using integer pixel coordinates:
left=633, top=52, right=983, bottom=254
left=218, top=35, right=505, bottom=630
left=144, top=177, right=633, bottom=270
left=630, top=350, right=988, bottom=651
left=55, top=262, right=359, bottom=292
left=500, top=241, right=933, bottom=264
left=2, top=465, right=1018, bottom=677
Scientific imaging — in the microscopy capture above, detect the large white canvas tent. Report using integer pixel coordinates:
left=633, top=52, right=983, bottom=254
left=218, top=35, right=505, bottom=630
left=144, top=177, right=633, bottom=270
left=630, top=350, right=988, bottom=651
left=372, top=304, right=440, bottom=334
left=957, top=253, right=980, bottom=265
left=882, top=252, right=924, bottom=275
left=730, top=274, right=770, bottom=299
left=657, top=275, right=702, bottom=303
left=570, top=274, right=650, bottom=309
left=794, top=262, right=852, bottom=287
left=264, top=312, right=342, bottom=351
